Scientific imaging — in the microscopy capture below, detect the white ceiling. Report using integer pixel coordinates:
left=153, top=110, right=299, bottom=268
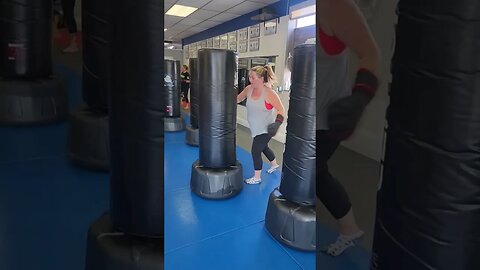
left=165, top=0, right=280, bottom=42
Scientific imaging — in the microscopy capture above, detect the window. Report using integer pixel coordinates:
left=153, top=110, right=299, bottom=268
left=296, top=14, right=315, bottom=28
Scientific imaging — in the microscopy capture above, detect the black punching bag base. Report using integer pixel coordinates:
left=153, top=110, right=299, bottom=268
left=0, top=77, right=68, bottom=126
left=265, top=188, right=316, bottom=251
left=191, top=159, right=243, bottom=200
left=67, top=105, right=109, bottom=171
left=164, top=116, right=184, bottom=132
left=185, top=125, right=199, bottom=146
left=85, top=213, right=163, bottom=270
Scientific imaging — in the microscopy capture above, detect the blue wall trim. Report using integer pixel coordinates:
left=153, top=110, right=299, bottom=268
left=182, top=0, right=309, bottom=46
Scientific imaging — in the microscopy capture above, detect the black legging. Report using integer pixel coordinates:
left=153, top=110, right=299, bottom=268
left=251, top=133, right=276, bottom=170
left=181, top=86, right=189, bottom=103
left=62, top=0, right=77, bottom=34
left=317, top=130, right=352, bottom=219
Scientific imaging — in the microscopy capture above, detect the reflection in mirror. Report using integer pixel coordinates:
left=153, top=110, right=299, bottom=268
left=237, top=56, right=277, bottom=106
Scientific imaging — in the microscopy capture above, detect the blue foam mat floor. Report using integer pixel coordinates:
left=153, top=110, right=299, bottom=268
left=164, top=120, right=369, bottom=270
left=0, top=64, right=370, bottom=269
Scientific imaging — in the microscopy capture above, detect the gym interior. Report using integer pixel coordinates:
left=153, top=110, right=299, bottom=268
left=2, top=0, right=478, bottom=270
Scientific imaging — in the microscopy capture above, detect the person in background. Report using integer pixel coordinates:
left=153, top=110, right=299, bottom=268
left=180, top=65, right=191, bottom=109
left=237, top=65, right=285, bottom=184
left=317, top=0, right=381, bottom=256
left=53, top=0, right=64, bottom=34
left=62, top=0, right=79, bottom=53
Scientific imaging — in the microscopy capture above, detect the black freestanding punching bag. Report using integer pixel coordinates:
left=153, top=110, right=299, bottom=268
left=84, top=1, right=163, bottom=269
left=371, top=1, right=480, bottom=269
left=164, top=59, right=185, bottom=132
left=67, top=0, right=111, bottom=171
left=238, top=68, right=249, bottom=106
left=190, top=49, right=243, bottom=199
left=265, top=43, right=316, bottom=251
left=0, top=0, right=67, bottom=125
left=185, top=57, right=199, bottom=146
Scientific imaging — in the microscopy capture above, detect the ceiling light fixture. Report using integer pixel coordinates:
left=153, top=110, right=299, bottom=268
left=166, top=4, right=198, bottom=17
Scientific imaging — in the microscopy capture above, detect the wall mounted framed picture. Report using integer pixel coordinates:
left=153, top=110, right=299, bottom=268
left=213, top=36, right=220, bottom=48
left=228, top=31, right=237, bottom=43
left=249, top=37, right=260, bottom=52
left=264, top=19, right=278, bottom=36
left=189, top=43, right=197, bottom=53
left=220, top=34, right=228, bottom=49
left=228, top=41, right=237, bottom=51
left=249, top=24, right=260, bottom=38
left=238, top=40, right=248, bottom=53
left=238, top=27, right=248, bottom=41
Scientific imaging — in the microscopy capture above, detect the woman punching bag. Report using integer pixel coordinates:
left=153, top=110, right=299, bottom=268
left=371, top=1, right=480, bottom=269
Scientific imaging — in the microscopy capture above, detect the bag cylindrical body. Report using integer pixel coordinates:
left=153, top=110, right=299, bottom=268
left=82, top=0, right=112, bottom=112
left=198, top=49, right=238, bottom=168
left=279, top=44, right=316, bottom=205
left=371, top=1, right=480, bottom=269
left=189, top=58, right=199, bottom=129
left=109, top=0, right=164, bottom=237
left=164, top=59, right=181, bottom=118
left=0, top=0, right=52, bottom=78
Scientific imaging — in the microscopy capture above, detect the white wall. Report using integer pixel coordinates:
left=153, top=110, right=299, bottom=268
left=340, top=0, right=398, bottom=162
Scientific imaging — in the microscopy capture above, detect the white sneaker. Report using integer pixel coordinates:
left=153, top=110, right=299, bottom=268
left=267, top=165, right=280, bottom=174
left=322, top=231, right=364, bottom=256
left=244, top=177, right=261, bottom=185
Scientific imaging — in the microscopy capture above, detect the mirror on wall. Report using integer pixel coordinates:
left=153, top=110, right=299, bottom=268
left=237, top=56, right=277, bottom=106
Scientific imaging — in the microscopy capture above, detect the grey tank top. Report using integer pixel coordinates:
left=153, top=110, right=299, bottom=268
left=317, top=42, right=351, bottom=130
left=246, top=87, right=275, bottom=137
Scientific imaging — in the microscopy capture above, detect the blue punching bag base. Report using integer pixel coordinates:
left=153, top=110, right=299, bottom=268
left=0, top=77, right=68, bottom=126
left=265, top=188, right=316, bottom=251
left=185, top=124, right=199, bottom=146
left=67, top=104, right=109, bottom=171
left=164, top=116, right=185, bottom=132
left=85, top=213, right=163, bottom=270
left=190, top=159, right=243, bottom=200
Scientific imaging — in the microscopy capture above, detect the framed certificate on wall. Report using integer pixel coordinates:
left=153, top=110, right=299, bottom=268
left=213, top=36, right=220, bottom=48
left=228, top=41, right=237, bottom=51
left=264, top=19, right=278, bottom=36
left=249, top=37, right=260, bottom=52
left=228, top=31, right=237, bottom=43
left=249, top=24, right=260, bottom=38
left=220, top=34, right=228, bottom=49
left=238, top=40, right=248, bottom=53
left=238, top=27, right=248, bottom=41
